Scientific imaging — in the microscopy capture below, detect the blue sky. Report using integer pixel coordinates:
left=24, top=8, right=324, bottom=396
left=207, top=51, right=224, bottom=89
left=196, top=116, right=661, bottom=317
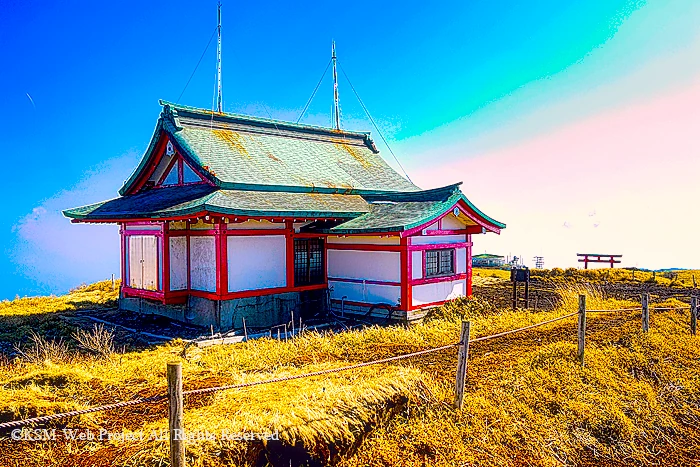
left=2, top=0, right=699, bottom=299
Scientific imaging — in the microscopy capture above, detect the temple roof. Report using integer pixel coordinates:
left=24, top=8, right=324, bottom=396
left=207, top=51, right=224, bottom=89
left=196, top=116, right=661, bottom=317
left=119, top=101, right=419, bottom=196
left=63, top=183, right=505, bottom=234
left=64, top=101, right=505, bottom=234
left=64, top=185, right=369, bottom=220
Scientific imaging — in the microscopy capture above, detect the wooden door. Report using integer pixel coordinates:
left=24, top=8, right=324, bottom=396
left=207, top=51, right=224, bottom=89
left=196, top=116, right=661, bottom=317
left=142, top=236, right=159, bottom=290
left=128, top=236, right=143, bottom=288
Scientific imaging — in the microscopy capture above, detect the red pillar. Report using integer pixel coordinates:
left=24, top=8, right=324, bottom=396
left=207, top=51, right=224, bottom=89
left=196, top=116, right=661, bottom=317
left=466, top=234, right=473, bottom=296
left=162, top=222, right=170, bottom=296
left=400, top=236, right=411, bottom=312
left=285, top=221, right=295, bottom=288
left=120, top=222, right=126, bottom=291
left=215, top=220, right=228, bottom=297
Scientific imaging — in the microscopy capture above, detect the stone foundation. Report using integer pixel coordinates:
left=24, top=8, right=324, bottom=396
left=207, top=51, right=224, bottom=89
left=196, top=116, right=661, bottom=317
left=119, top=289, right=328, bottom=332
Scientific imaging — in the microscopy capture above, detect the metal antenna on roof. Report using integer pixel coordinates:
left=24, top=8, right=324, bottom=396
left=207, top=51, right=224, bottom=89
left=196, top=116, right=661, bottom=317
left=332, top=41, right=340, bottom=130
left=216, top=2, right=223, bottom=113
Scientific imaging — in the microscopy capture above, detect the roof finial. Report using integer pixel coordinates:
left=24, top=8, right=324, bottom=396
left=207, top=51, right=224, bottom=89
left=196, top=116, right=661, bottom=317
left=332, top=40, right=340, bottom=130
left=216, top=2, right=223, bottom=113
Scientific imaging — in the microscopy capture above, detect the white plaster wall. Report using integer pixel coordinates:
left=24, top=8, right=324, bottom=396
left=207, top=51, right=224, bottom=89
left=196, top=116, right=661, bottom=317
left=456, top=248, right=467, bottom=274
left=411, top=234, right=467, bottom=245
left=412, top=279, right=466, bottom=307
left=227, top=236, right=286, bottom=292
left=327, top=236, right=400, bottom=245
left=190, top=236, right=216, bottom=292
left=327, top=250, right=400, bottom=282
left=329, top=280, right=401, bottom=305
left=169, top=236, right=188, bottom=291
left=227, top=220, right=285, bottom=230
left=411, top=250, right=423, bottom=280
left=425, top=221, right=438, bottom=231
left=441, top=213, right=466, bottom=230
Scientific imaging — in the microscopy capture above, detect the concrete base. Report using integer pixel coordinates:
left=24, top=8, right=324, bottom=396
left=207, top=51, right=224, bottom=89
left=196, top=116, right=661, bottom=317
left=329, top=301, right=402, bottom=321
left=119, top=289, right=328, bottom=332
left=328, top=301, right=434, bottom=322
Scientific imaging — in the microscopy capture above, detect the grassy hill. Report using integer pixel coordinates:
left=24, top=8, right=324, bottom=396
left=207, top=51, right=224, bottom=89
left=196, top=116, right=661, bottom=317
left=0, top=274, right=698, bottom=466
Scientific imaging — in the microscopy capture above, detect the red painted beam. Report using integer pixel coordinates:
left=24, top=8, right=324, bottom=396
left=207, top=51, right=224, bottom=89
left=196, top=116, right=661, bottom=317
left=422, top=227, right=483, bottom=236
left=328, top=277, right=401, bottom=287
left=410, top=273, right=468, bottom=286
left=327, top=243, right=402, bottom=252
left=408, top=242, right=473, bottom=251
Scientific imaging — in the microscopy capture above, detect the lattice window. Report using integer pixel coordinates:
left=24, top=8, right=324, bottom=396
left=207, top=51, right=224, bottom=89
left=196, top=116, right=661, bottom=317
left=425, top=249, right=455, bottom=277
left=294, top=238, right=325, bottom=286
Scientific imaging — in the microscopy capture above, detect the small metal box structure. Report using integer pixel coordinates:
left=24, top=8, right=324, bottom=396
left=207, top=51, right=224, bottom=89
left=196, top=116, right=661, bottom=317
left=511, top=266, right=530, bottom=309
left=510, top=267, right=530, bottom=283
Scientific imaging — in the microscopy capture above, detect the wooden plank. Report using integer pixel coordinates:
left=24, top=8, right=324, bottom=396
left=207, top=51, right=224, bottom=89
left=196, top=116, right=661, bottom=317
left=642, top=293, right=649, bottom=332
left=453, top=320, right=471, bottom=409
left=167, top=362, right=185, bottom=467
left=692, top=297, right=698, bottom=336
left=577, top=295, right=586, bottom=366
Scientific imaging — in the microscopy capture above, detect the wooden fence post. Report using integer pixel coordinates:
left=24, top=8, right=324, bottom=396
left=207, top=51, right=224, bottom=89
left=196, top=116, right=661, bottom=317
left=111, top=273, right=115, bottom=290
left=577, top=295, right=586, bottom=366
left=168, top=362, right=185, bottom=467
left=692, top=297, right=698, bottom=336
left=454, top=321, right=471, bottom=409
left=641, top=293, right=649, bottom=333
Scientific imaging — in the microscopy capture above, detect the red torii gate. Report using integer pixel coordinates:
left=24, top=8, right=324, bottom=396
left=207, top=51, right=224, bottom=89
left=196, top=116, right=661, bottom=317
left=577, top=253, right=622, bottom=269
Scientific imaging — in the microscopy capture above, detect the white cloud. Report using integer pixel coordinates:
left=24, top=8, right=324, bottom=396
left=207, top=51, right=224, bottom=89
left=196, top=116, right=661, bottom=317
left=11, top=151, right=140, bottom=294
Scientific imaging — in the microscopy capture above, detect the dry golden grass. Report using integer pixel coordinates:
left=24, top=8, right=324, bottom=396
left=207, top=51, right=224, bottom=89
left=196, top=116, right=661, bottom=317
left=0, top=280, right=120, bottom=317
left=474, top=266, right=700, bottom=289
left=0, top=281, right=698, bottom=466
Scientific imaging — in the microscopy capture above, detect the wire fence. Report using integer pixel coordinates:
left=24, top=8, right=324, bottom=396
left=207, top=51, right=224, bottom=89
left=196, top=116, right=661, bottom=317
left=0, top=309, right=580, bottom=430
left=1, top=293, right=697, bottom=444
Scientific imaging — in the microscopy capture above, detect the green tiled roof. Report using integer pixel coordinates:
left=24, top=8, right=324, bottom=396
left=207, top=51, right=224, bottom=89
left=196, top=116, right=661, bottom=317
left=64, top=183, right=505, bottom=233
left=64, top=185, right=369, bottom=220
left=119, top=101, right=419, bottom=196
left=66, top=101, right=505, bottom=233
left=327, top=184, right=505, bottom=234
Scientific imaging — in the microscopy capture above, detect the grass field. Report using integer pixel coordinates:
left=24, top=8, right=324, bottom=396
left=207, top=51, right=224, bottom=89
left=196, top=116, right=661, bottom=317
left=473, top=267, right=700, bottom=288
left=0, top=275, right=698, bottom=466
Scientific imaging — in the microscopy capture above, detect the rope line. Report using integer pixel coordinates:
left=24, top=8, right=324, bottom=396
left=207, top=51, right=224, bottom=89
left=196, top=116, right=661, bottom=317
left=176, top=26, right=218, bottom=104
left=0, top=394, right=167, bottom=430
left=587, top=307, right=642, bottom=313
left=296, top=58, right=332, bottom=124
left=470, top=312, right=577, bottom=343
left=183, top=343, right=457, bottom=396
left=337, top=60, right=412, bottom=183
left=0, top=310, right=619, bottom=430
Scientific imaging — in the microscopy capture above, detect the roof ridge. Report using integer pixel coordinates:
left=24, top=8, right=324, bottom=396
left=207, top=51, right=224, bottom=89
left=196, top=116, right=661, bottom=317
left=159, top=100, right=372, bottom=140
left=362, top=183, right=462, bottom=203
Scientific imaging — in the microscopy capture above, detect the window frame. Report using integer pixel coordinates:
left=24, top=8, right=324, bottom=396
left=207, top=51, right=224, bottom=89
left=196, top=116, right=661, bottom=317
left=425, top=248, right=456, bottom=278
left=293, top=238, right=325, bottom=287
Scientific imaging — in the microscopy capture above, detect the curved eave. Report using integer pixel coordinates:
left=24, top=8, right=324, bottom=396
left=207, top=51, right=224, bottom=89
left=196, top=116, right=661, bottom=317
left=457, top=194, right=506, bottom=231
left=326, top=188, right=505, bottom=235
left=64, top=206, right=364, bottom=223
left=118, top=119, right=165, bottom=196
left=119, top=120, right=219, bottom=196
